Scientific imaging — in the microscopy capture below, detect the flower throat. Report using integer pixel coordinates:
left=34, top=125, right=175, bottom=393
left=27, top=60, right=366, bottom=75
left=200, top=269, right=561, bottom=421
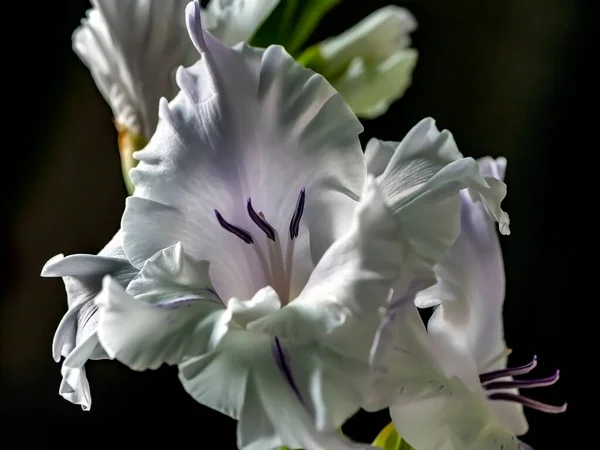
left=214, top=188, right=306, bottom=305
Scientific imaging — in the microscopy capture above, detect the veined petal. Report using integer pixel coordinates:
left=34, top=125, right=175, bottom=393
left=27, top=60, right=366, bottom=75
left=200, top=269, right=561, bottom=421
left=416, top=158, right=508, bottom=361
left=251, top=177, right=405, bottom=341
left=178, top=178, right=405, bottom=448
left=180, top=331, right=374, bottom=450
left=416, top=157, right=528, bottom=436
left=389, top=375, right=522, bottom=450
left=58, top=333, right=100, bottom=411
left=372, top=300, right=520, bottom=450
left=123, top=1, right=365, bottom=298
left=204, top=0, right=280, bottom=46
left=244, top=178, right=414, bottom=433
left=73, top=0, right=197, bottom=138
left=95, top=244, right=225, bottom=371
left=41, top=231, right=137, bottom=410
left=332, top=49, right=418, bottom=119
left=371, top=118, right=510, bottom=276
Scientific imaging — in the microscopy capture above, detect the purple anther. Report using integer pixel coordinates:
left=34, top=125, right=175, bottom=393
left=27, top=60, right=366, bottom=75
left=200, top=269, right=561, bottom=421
left=247, top=198, right=276, bottom=241
left=487, top=392, right=567, bottom=414
left=214, top=209, right=254, bottom=244
left=479, top=355, right=538, bottom=384
left=289, top=188, right=306, bottom=240
left=483, top=370, right=560, bottom=391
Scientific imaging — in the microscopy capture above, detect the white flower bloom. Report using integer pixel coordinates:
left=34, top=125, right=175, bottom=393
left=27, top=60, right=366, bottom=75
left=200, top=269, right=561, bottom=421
left=74, top=0, right=278, bottom=140
left=74, top=0, right=199, bottom=140
left=369, top=157, right=566, bottom=449
left=46, top=1, right=510, bottom=446
left=305, top=6, right=418, bottom=119
left=41, top=231, right=138, bottom=410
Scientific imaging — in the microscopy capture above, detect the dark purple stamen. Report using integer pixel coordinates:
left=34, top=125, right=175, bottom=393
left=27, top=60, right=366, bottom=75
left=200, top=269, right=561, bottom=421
left=214, top=209, right=254, bottom=244
left=247, top=198, right=276, bottom=241
left=273, top=337, right=305, bottom=405
left=483, top=370, right=560, bottom=391
left=289, top=188, right=306, bottom=240
left=479, top=355, right=537, bottom=383
left=487, top=392, right=567, bottom=414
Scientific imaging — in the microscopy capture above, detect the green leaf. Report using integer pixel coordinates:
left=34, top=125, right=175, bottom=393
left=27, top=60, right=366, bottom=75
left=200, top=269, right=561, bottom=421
left=249, top=0, right=300, bottom=50
left=285, top=0, right=343, bottom=55
left=249, top=0, right=344, bottom=57
left=372, top=423, right=417, bottom=450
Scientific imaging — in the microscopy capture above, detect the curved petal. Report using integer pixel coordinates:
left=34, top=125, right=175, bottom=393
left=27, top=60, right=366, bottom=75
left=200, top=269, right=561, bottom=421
left=371, top=300, right=520, bottom=450
left=58, top=332, right=100, bottom=411
left=244, top=178, right=416, bottom=434
left=372, top=118, right=510, bottom=277
left=251, top=177, right=406, bottom=340
left=204, top=0, right=280, bottom=46
left=41, top=231, right=137, bottom=409
left=365, top=138, right=396, bottom=177
left=416, top=158, right=508, bottom=364
left=95, top=244, right=225, bottom=371
left=179, top=331, right=374, bottom=450
left=412, top=156, right=528, bottom=435
left=179, top=178, right=403, bottom=448
left=123, top=2, right=366, bottom=290
left=389, top=375, right=522, bottom=450
left=73, top=0, right=197, bottom=137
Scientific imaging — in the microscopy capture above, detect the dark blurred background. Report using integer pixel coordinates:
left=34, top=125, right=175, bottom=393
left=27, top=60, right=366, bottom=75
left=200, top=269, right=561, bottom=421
left=2, top=0, right=581, bottom=446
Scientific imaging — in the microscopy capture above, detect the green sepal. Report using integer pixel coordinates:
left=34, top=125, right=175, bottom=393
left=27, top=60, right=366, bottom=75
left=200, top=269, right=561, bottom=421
left=372, top=422, right=417, bottom=450
left=249, top=0, right=344, bottom=57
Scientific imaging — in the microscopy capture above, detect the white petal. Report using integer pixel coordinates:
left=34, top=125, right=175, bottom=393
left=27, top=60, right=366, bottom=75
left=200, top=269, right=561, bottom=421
left=179, top=178, right=406, bottom=447
left=95, top=245, right=225, bottom=371
left=365, top=137, right=396, bottom=177
left=332, top=50, right=418, bottom=119
left=58, top=333, right=100, bottom=411
left=124, top=3, right=365, bottom=298
left=245, top=178, right=412, bottom=431
left=389, top=376, right=522, bottom=450
left=417, top=171, right=506, bottom=365
left=179, top=331, right=374, bottom=450
left=251, top=177, right=406, bottom=340
left=487, top=399, right=528, bottom=438
left=412, top=157, right=528, bottom=435
left=73, top=0, right=197, bottom=137
left=371, top=300, right=519, bottom=450
left=204, top=0, right=280, bottom=46
left=177, top=286, right=282, bottom=420
left=41, top=231, right=137, bottom=409
left=126, top=242, right=214, bottom=302
left=373, top=118, right=510, bottom=276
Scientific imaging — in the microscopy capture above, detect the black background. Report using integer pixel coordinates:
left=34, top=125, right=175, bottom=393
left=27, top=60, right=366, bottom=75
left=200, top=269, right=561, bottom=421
left=2, top=0, right=582, bottom=447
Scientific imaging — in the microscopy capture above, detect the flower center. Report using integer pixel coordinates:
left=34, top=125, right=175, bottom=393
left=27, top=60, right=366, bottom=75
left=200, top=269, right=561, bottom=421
left=214, top=188, right=306, bottom=305
left=479, top=354, right=567, bottom=414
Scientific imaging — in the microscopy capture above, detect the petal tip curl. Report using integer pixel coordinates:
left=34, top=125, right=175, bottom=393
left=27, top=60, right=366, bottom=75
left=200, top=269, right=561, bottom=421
left=41, top=254, right=66, bottom=276
left=185, top=0, right=206, bottom=54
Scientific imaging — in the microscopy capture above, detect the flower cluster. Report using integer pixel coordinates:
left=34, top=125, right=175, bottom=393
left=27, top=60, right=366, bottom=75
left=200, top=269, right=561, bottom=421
left=43, top=1, right=565, bottom=449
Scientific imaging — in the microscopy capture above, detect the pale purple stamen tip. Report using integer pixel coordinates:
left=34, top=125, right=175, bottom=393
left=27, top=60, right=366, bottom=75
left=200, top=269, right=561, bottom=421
left=214, top=209, right=253, bottom=244
left=289, top=188, right=306, bottom=240
left=247, top=198, right=276, bottom=241
left=488, top=392, right=567, bottom=414
left=483, top=370, right=560, bottom=391
left=273, top=337, right=304, bottom=405
left=479, top=355, right=537, bottom=383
